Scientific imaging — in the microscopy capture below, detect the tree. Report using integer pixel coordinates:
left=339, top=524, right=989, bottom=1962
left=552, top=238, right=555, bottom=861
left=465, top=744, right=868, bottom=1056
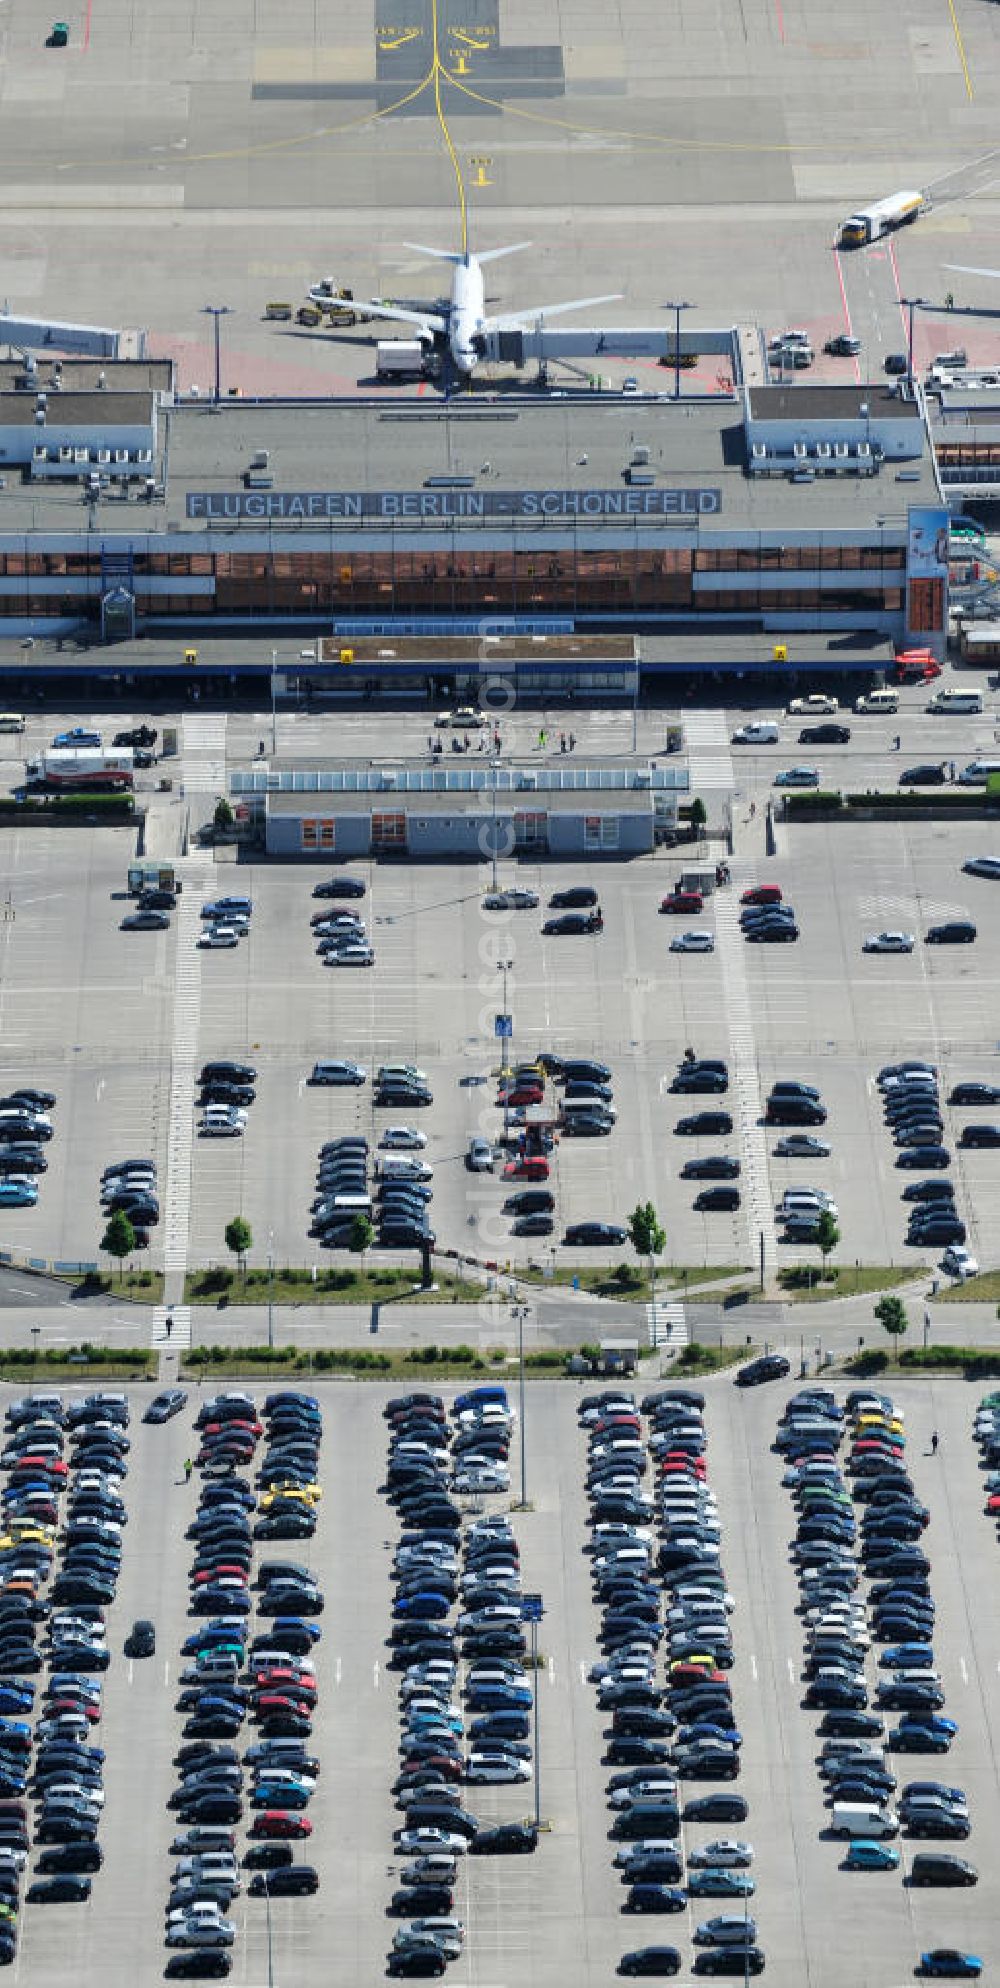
left=348, top=1215, right=375, bottom=1255
left=213, top=796, right=234, bottom=832
left=875, top=1295, right=908, bottom=1350
left=101, top=1209, right=136, bottom=1283
left=628, top=1201, right=667, bottom=1309
left=224, top=1216, right=252, bottom=1278
left=689, top=796, right=707, bottom=830
left=815, top=1209, right=840, bottom=1278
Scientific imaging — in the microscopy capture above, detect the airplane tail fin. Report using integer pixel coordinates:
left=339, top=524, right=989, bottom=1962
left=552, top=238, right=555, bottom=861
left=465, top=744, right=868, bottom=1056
left=402, top=240, right=532, bottom=266
left=476, top=242, right=532, bottom=264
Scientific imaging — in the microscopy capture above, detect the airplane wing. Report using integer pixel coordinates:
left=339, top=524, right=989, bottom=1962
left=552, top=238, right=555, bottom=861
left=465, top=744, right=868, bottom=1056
left=353, top=298, right=448, bottom=336
left=487, top=292, right=623, bottom=330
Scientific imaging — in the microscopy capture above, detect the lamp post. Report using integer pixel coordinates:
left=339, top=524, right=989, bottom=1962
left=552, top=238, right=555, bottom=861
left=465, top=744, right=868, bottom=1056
left=270, top=647, right=278, bottom=756
left=267, top=1228, right=275, bottom=1352
left=665, top=299, right=693, bottom=401
left=490, top=742, right=501, bottom=893
left=901, top=296, right=929, bottom=394
left=499, top=957, right=513, bottom=1142
left=511, top=1301, right=530, bottom=1508
left=30, top=1325, right=39, bottom=1395
left=522, top=1592, right=544, bottom=1830
left=202, top=304, right=232, bottom=405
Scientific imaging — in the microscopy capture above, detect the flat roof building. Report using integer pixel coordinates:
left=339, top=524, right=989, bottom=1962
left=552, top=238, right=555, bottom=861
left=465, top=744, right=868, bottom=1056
left=0, top=365, right=949, bottom=677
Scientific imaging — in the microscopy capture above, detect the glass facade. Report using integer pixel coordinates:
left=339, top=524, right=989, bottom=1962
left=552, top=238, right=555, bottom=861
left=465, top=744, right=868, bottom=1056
left=0, top=539, right=908, bottom=620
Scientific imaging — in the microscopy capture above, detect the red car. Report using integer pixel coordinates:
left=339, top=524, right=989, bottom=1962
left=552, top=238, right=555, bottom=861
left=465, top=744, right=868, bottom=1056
left=11, top=1456, right=68, bottom=1477
left=256, top=1694, right=313, bottom=1725
left=740, top=884, right=782, bottom=906
left=503, top=1156, right=550, bottom=1180
left=987, top=1495, right=1000, bottom=1515
left=248, top=1811, right=313, bottom=1840
left=201, top=1419, right=262, bottom=1439
left=669, top=1662, right=728, bottom=1686
left=254, top=1672, right=318, bottom=1702
left=498, top=1087, right=544, bottom=1108
left=660, top=891, right=704, bottom=914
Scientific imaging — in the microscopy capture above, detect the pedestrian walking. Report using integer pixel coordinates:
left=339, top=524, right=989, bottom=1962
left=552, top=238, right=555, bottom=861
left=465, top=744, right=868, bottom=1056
left=749, top=800, right=756, bottom=820
left=569, top=732, right=576, bottom=752
left=560, top=732, right=567, bottom=753
left=950, top=760, right=956, bottom=781
left=165, top=1313, right=173, bottom=1340
left=184, top=1458, right=193, bottom=1482
left=930, top=1430, right=939, bottom=1455
left=427, top=734, right=434, bottom=753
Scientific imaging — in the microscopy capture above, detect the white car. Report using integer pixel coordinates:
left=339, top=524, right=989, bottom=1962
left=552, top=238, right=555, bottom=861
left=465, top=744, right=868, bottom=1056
left=40, top=1781, right=105, bottom=1808
left=670, top=931, right=715, bottom=954
left=394, top=1829, right=469, bottom=1856
left=687, top=1840, right=754, bottom=1870
left=732, top=723, right=779, bottom=745
left=787, top=694, right=838, bottom=715
left=199, top=1118, right=243, bottom=1138
left=942, top=1245, right=978, bottom=1279
left=380, top=1127, right=428, bottom=1150
left=324, top=945, right=374, bottom=966
left=166, top=1922, right=235, bottom=1949
left=452, top=1467, right=510, bottom=1493
left=197, top=927, right=239, bottom=949
left=464, top=1756, right=531, bottom=1784
left=467, top=1136, right=494, bottom=1172
left=434, top=707, right=484, bottom=728
left=773, top=1134, right=831, bottom=1158
left=482, top=889, right=539, bottom=910
left=863, top=931, right=915, bottom=953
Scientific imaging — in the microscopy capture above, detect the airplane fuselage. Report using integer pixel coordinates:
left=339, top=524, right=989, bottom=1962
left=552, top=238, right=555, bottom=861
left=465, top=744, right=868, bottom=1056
left=449, top=255, right=486, bottom=374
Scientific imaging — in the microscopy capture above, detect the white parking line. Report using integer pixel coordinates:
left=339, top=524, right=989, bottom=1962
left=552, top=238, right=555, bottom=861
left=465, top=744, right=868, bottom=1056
left=787, top=1656, right=795, bottom=1684
left=750, top=1653, right=758, bottom=1682
left=335, top=1656, right=342, bottom=1686
left=579, top=1659, right=587, bottom=1686
left=960, top=1655, right=969, bottom=1684
left=547, top=1656, right=555, bottom=1685
left=373, top=1659, right=380, bottom=1690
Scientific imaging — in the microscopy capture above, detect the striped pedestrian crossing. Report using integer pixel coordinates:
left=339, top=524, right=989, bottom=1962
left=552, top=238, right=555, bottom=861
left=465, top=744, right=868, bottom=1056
left=151, top=1304, right=191, bottom=1350
left=647, top=1300, right=688, bottom=1349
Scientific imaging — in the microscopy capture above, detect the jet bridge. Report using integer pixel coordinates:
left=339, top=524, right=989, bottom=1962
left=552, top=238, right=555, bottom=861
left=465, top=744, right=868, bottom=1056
left=0, top=314, right=147, bottom=360
left=483, top=323, right=737, bottom=372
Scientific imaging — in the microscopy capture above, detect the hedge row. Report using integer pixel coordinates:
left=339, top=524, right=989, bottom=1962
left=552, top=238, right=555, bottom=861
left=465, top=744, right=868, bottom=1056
left=785, top=789, right=1000, bottom=818
left=0, top=793, right=134, bottom=818
left=847, top=1343, right=1000, bottom=1379
left=0, top=1345, right=149, bottom=1370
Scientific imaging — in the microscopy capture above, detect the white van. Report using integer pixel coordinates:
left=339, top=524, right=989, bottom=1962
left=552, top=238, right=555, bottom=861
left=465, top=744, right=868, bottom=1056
left=0, top=714, right=24, bottom=734
left=326, top=1193, right=373, bottom=1217
left=376, top=1154, right=433, bottom=1180
left=780, top=1190, right=838, bottom=1218
left=732, top=721, right=780, bottom=745
left=854, top=688, right=898, bottom=714
left=926, top=687, right=983, bottom=714
left=831, top=1802, right=898, bottom=1839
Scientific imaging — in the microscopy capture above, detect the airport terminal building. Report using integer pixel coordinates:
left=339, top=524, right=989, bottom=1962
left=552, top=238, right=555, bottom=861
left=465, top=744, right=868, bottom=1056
left=0, top=358, right=950, bottom=682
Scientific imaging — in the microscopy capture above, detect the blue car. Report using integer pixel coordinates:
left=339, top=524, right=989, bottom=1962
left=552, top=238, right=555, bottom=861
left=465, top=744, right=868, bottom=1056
left=843, top=1839, right=901, bottom=1871
left=679, top=1726, right=742, bottom=1749
left=53, top=728, right=101, bottom=747
left=919, top=1953, right=982, bottom=1979
left=685, top=1869, right=755, bottom=1898
left=0, top=1181, right=37, bottom=1208
left=465, top=1685, right=532, bottom=1712
left=392, top=1593, right=451, bottom=1620
left=892, top=1716, right=957, bottom=1754
left=879, top=1644, right=936, bottom=1669
left=0, top=1687, right=34, bottom=1717
left=250, top=1781, right=311, bottom=1809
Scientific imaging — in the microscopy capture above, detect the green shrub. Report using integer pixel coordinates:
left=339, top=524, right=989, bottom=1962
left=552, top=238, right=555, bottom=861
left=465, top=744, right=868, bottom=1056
left=783, top=791, right=843, bottom=815
left=845, top=1347, right=889, bottom=1375
left=612, top=1263, right=643, bottom=1291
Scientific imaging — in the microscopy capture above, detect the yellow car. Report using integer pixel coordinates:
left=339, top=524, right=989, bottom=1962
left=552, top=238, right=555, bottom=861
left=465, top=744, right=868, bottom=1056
left=260, top=1484, right=321, bottom=1509
left=0, top=1524, right=54, bottom=1546
left=856, top=1414, right=904, bottom=1437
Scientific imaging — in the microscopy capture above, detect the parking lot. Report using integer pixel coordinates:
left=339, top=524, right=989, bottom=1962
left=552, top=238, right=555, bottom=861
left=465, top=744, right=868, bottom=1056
left=1, top=788, right=1000, bottom=1276
left=5, top=1373, right=999, bottom=1988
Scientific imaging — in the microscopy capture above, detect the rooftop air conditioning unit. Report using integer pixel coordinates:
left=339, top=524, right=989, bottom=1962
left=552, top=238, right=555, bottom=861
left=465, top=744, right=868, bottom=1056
left=632, top=445, right=650, bottom=466
left=250, top=450, right=269, bottom=469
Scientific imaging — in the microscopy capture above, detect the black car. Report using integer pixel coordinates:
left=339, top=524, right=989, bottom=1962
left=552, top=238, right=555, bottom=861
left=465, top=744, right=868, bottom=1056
left=681, top=1157, right=740, bottom=1180
left=901, top=1180, right=955, bottom=1203
left=735, top=1353, right=791, bottom=1388
left=799, top=723, right=851, bottom=744
left=693, top=1186, right=740, bottom=1212
left=0, top=1146, right=47, bottom=1173
left=670, top=1069, right=728, bottom=1095
left=5, top=1087, right=56, bottom=1110
left=513, top=1213, right=554, bottom=1237
left=114, top=726, right=157, bottom=748
left=200, top=1062, right=256, bottom=1086
left=694, top=1950, right=764, bottom=1977
left=563, top=1223, right=627, bottom=1246
left=949, top=1083, right=1000, bottom=1106
left=899, top=764, right=947, bottom=786
left=746, top=921, right=799, bottom=942
left=387, top=1955, right=445, bottom=1980
left=926, top=922, right=976, bottom=944
left=121, top=910, right=170, bottom=931
left=470, top=1821, right=537, bottom=1854
left=504, top=1189, right=555, bottom=1215
left=682, top=1793, right=748, bottom=1823
left=248, top=1865, right=318, bottom=1896
left=959, top=1124, right=1000, bottom=1148
left=619, top=1947, right=681, bottom=1977
left=766, top=1098, right=826, bottom=1124
left=125, top=1619, right=155, bottom=1658
left=165, top=1957, right=232, bottom=1980
left=137, top=888, right=176, bottom=910
left=312, top=876, right=366, bottom=899
left=897, top=1147, right=950, bottom=1169
left=542, top=912, right=603, bottom=935
left=549, top=887, right=598, bottom=908
left=675, top=1112, right=733, bottom=1136
left=826, top=334, right=862, bottom=356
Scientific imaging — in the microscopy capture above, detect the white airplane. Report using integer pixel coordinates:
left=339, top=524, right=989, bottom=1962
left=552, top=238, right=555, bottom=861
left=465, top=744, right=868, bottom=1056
left=311, top=243, right=621, bottom=376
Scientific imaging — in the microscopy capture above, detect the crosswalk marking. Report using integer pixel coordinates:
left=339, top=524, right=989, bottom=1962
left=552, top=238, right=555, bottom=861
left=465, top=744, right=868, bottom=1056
left=684, top=708, right=735, bottom=792
left=714, top=898, right=778, bottom=1271
left=151, top=1303, right=191, bottom=1350
left=647, top=1299, right=688, bottom=1349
